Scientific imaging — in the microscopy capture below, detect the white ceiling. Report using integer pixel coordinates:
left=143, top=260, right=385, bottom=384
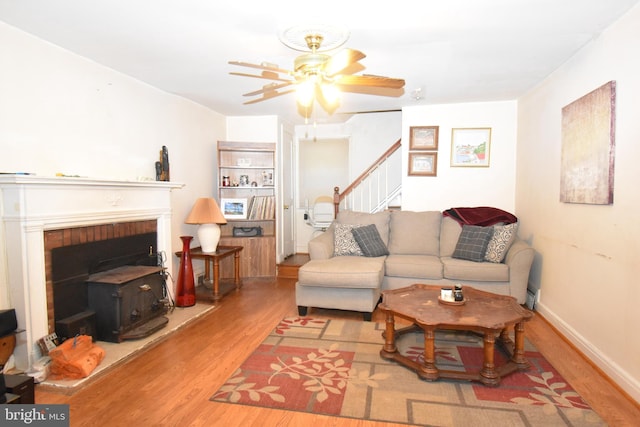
left=1, top=0, right=638, bottom=125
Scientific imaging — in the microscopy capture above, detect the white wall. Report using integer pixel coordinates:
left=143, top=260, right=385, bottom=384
left=0, top=22, right=226, bottom=276
left=402, top=101, right=518, bottom=212
left=517, top=4, right=640, bottom=401
left=298, top=138, right=349, bottom=207
left=226, top=115, right=279, bottom=142
left=345, top=111, right=402, bottom=182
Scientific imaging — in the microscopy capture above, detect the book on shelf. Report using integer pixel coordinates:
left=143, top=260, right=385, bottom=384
left=247, top=195, right=275, bottom=220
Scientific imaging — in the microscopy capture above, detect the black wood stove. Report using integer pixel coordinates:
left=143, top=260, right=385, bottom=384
left=51, top=233, right=170, bottom=343
left=87, top=265, right=168, bottom=342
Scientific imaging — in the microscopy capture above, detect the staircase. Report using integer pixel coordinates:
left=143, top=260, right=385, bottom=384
left=333, top=139, right=402, bottom=215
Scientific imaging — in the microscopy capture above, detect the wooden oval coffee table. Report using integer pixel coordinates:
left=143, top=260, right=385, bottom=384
left=379, top=284, right=533, bottom=387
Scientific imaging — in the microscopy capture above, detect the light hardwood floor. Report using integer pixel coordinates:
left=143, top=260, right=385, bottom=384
left=35, top=278, right=639, bottom=426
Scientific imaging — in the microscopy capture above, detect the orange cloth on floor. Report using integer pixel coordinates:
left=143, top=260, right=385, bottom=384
left=49, top=335, right=105, bottom=379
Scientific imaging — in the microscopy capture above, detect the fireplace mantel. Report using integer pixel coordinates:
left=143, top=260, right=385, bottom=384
left=0, top=175, right=183, bottom=370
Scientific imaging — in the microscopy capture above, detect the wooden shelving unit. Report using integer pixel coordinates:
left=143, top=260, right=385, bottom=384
left=217, top=141, right=276, bottom=278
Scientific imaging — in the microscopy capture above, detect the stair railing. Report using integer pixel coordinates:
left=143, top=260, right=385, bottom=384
left=333, top=139, right=402, bottom=216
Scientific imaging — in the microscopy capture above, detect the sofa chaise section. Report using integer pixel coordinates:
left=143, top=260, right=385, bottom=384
left=296, top=255, right=385, bottom=321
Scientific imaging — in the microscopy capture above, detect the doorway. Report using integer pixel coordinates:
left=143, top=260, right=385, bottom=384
left=298, top=137, right=349, bottom=209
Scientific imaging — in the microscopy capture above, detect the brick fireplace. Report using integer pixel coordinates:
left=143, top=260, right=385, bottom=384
left=0, top=175, right=182, bottom=370
left=45, top=221, right=158, bottom=336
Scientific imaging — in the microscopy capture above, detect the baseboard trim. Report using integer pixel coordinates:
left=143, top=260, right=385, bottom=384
left=535, top=301, right=640, bottom=405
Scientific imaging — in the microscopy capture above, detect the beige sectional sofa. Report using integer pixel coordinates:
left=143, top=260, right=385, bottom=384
left=296, top=209, right=534, bottom=320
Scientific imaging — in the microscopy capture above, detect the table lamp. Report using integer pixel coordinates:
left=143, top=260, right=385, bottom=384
left=185, top=198, right=227, bottom=253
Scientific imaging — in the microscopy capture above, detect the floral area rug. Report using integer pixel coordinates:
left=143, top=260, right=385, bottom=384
left=211, top=317, right=605, bottom=426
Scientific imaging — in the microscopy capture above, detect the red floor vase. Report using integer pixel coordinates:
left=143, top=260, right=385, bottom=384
left=176, top=236, right=196, bottom=307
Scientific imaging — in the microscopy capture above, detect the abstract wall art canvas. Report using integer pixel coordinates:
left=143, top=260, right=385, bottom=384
left=560, top=81, right=616, bottom=205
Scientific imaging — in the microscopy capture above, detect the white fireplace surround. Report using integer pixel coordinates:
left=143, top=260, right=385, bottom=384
left=0, top=175, right=183, bottom=371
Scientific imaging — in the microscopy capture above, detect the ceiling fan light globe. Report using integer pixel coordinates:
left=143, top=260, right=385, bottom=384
left=296, top=80, right=315, bottom=107
left=321, top=83, right=341, bottom=106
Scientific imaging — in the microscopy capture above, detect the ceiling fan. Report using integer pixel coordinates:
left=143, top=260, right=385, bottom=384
left=228, top=28, right=405, bottom=116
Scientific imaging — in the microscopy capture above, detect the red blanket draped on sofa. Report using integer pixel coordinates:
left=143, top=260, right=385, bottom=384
left=443, top=207, right=517, bottom=226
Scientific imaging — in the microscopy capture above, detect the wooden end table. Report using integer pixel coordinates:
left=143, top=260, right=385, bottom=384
left=175, top=246, right=243, bottom=302
left=379, top=284, right=533, bottom=387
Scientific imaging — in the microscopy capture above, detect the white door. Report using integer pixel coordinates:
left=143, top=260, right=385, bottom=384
left=281, top=126, right=295, bottom=258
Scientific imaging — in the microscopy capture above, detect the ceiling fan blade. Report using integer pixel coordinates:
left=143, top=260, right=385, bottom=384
left=228, top=60, right=292, bottom=75
left=323, top=49, right=366, bottom=76
left=243, top=82, right=294, bottom=97
left=335, top=74, right=405, bottom=89
left=243, top=89, right=296, bottom=105
left=335, top=62, right=366, bottom=76
left=230, top=71, right=292, bottom=82
left=338, top=109, right=402, bottom=115
left=336, top=84, right=405, bottom=97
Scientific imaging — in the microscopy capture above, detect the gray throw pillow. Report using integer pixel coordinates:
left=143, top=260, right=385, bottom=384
left=452, top=224, right=494, bottom=262
left=333, top=223, right=364, bottom=256
left=352, top=224, right=389, bottom=257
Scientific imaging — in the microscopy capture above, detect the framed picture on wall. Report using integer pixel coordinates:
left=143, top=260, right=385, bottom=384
left=408, top=152, right=438, bottom=176
left=451, top=128, right=491, bottom=167
left=220, top=198, right=248, bottom=219
left=409, top=126, right=439, bottom=150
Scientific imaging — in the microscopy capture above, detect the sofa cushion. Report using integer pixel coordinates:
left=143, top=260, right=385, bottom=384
left=384, top=254, right=443, bottom=280
left=298, top=256, right=385, bottom=289
left=452, top=224, right=493, bottom=262
left=440, top=216, right=463, bottom=257
left=387, top=210, right=441, bottom=255
left=337, top=210, right=391, bottom=245
left=333, top=223, right=364, bottom=256
left=352, top=224, right=389, bottom=257
left=485, top=222, right=519, bottom=263
left=442, top=256, right=509, bottom=282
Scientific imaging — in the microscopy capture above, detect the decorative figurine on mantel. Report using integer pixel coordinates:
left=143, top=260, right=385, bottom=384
left=155, top=161, right=162, bottom=181
left=156, top=146, right=170, bottom=181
